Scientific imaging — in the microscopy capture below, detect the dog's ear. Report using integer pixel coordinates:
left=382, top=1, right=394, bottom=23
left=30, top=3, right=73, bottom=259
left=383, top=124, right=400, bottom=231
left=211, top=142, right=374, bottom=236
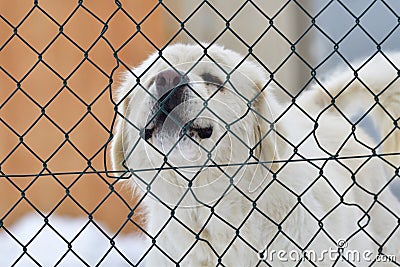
left=247, top=84, right=282, bottom=193
left=110, top=74, right=135, bottom=177
left=111, top=106, right=126, bottom=174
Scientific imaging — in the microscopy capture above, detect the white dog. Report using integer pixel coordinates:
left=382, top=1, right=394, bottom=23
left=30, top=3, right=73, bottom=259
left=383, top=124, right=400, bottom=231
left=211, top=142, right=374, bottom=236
left=111, top=44, right=400, bottom=266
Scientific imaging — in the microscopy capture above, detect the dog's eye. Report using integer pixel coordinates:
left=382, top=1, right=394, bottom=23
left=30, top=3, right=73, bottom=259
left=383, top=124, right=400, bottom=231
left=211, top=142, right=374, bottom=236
left=200, top=73, right=223, bottom=86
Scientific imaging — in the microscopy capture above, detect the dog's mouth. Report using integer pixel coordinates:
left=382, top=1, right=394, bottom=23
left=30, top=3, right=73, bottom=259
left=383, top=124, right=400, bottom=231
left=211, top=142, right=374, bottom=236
left=179, top=120, right=213, bottom=139
left=142, top=120, right=213, bottom=142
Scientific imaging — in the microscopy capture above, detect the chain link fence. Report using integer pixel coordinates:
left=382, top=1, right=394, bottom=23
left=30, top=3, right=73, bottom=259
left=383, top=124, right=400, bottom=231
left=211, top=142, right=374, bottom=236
left=1, top=0, right=400, bottom=266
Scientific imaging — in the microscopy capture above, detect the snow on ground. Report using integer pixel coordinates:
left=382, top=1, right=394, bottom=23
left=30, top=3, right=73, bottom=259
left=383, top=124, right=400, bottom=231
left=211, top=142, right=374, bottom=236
left=0, top=213, right=147, bottom=266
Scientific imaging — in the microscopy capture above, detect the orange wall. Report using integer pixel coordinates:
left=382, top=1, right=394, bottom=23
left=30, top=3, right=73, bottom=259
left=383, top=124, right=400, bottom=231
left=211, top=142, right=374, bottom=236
left=0, top=0, right=166, bottom=234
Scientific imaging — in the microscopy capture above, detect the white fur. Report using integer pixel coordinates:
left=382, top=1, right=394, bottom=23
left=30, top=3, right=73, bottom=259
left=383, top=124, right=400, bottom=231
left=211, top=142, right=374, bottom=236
left=111, top=44, right=400, bottom=266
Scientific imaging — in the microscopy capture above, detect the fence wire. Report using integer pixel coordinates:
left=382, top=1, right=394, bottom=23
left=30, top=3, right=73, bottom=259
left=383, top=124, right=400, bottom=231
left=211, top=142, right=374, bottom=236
left=1, top=0, right=400, bottom=266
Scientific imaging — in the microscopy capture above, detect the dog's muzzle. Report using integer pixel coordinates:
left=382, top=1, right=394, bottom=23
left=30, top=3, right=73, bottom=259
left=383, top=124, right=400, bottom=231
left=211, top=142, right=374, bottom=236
left=156, top=69, right=189, bottom=119
left=142, top=69, right=213, bottom=141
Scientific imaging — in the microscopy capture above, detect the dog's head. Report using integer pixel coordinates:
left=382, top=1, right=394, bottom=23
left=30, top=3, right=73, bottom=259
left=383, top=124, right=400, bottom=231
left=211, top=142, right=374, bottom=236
left=111, top=44, right=280, bottom=206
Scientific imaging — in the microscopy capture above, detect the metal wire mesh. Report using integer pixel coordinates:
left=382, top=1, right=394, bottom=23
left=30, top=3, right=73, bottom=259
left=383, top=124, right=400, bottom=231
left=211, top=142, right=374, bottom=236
left=1, top=0, right=400, bottom=266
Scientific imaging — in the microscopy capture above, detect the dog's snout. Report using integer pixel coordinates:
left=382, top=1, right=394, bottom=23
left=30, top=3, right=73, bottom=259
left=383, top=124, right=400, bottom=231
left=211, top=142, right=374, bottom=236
left=155, top=69, right=188, bottom=96
left=154, top=69, right=189, bottom=118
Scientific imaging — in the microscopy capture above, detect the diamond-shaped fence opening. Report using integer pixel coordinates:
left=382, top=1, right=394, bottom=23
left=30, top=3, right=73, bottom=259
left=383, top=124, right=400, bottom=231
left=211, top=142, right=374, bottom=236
left=17, top=8, right=59, bottom=52
left=1, top=0, right=400, bottom=266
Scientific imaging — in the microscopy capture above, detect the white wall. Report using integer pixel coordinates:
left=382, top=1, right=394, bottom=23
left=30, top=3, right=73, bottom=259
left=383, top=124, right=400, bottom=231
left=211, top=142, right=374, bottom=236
left=162, top=0, right=313, bottom=99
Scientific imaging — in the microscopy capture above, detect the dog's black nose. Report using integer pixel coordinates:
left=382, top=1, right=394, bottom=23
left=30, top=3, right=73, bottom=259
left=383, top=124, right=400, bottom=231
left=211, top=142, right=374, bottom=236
left=155, top=69, right=188, bottom=97
left=155, top=69, right=189, bottom=118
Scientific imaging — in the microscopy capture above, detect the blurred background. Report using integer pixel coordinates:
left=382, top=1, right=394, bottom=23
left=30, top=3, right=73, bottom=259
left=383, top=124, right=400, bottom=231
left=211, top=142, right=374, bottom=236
left=1, top=0, right=400, bottom=242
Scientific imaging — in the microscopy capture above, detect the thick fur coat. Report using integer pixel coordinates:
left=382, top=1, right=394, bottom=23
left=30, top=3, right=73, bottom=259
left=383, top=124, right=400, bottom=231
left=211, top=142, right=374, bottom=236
left=111, top=44, right=400, bottom=266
